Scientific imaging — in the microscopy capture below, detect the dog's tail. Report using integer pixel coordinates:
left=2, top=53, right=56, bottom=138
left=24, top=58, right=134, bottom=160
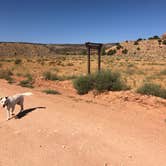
left=21, top=92, right=33, bottom=96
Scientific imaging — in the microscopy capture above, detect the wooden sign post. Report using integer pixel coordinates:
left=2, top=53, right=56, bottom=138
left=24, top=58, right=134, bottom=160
left=85, top=42, right=103, bottom=74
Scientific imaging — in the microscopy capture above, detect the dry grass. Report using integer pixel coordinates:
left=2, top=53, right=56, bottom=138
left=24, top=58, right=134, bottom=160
left=0, top=54, right=165, bottom=90
left=0, top=38, right=166, bottom=91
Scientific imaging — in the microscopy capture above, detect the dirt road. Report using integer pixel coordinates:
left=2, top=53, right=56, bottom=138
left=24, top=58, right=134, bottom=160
left=0, top=80, right=166, bottom=166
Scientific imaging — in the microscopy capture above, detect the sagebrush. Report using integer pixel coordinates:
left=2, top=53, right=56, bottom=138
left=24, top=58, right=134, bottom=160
left=73, top=70, right=129, bottom=94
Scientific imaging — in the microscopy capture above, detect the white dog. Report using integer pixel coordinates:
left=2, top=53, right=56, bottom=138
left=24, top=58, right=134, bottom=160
left=0, top=92, right=33, bottom=120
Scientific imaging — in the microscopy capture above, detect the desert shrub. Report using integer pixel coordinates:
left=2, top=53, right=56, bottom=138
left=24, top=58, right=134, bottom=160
left=92, top=70, right=129, bottom=92
left=0, top=69, right=14, bottom=83
left=60, top=75, right=77, bottom=81
left=107, top=49, right=116, bottom=55
left=101, top=47, right=106, bottom=55
left=66, top=62, right=74, bottom=66
left=73, top=75, right=93, bottom=95
left=81, top=50, right=87, bottom=55
left=162, top=40, right=166, bottom=45
left=14, top=59, right=22, bottom=64
left=148, top=36, right=160, bottom=40
left=137, top=38, right=142, bottom=41
left=18, top=74, right=34, bottom=88
left=73, top=70, right=129, bottom=94
left=153, top=35, right=160, bottom=39
left=122, top=49, right=128, bottom=54
left=159, top=69, right=166, bottom=75
left=42, top=89, right=60, bottom=95
left=134, top=41, right=139, bottom=45
left=137, top=83, right=166, bottom=99
left=116, top=44, right=123, bottom=50
left=16, top=73, right=23, bottom=77
left=125, top=68, right=136, bottom=75
left=0, top=69, right=13, bottom=78
left=43, top=71, right=59, bottom=81
left=115, top=43, right=120, bottom=46
left=19, top=80, right=34, bottom=88
left=137, top=47, right=141, bottom=50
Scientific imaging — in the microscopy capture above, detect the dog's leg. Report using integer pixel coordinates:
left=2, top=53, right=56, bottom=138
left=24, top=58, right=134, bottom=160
left=6, top=109, right=10, bottom=121
left=19, top=103, right=24, bottom=112
left=11, top=106, right=15, bottom=116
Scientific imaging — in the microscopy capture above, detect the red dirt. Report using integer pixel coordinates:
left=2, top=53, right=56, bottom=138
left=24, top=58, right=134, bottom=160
left=0, top=79, right=166, bottom=166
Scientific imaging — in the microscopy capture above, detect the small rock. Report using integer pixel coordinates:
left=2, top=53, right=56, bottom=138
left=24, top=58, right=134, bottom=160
left=128, top=155, right=132, bottom=159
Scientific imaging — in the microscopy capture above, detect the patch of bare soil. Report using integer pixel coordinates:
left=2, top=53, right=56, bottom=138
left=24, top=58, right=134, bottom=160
left=0, top=79, right=166, bottom=166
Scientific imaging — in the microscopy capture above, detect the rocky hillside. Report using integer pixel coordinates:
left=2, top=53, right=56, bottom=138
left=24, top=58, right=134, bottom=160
left=0, top=34, right=166, bottom=57
left=0, top=42, right=88, bottom=56
left=105, top=34, right=166, bottom=58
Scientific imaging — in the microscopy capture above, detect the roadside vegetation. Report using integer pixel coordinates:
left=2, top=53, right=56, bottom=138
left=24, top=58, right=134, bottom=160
left=137, top=83, right=166, bottom=99
left=0, top=69, right=15, bottom=84
left=0, top=37, right=166, bottom=99
left=43, top=71, right=59, bottom=81
left=18, top=74, right=34, bottom=88
left=42, top=89, right=60, bottom=95
left=73, top=70, right=129, bottom=95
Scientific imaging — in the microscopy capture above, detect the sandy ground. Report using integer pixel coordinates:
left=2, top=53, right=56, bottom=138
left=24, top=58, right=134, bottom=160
left=0, top=79, right=166, bottom=166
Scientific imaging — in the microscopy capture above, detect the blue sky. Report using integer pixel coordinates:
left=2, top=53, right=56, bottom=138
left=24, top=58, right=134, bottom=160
left=0, top=0, right=166, bottom=43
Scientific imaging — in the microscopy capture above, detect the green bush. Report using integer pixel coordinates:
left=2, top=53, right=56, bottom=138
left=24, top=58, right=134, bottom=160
left=153, top=35, right=160, bottom=39
left=18, top=74, right=34, bottom=88
left=159, top=69, right=166, bottom=75
left=137, top=83, right=166, bottom=99
left=14, top=59, right=22, bottom=64
left=19, top=80, right=33, bottom=88
left=0, top=69, right=13, bottom=78
left=73, top=70, right=129, bottom=94
left=134, top=41, right=139, bottom=45
left=43, top=71, right=59, bottom=81
left=93, top=70, right=129, bottom=92
left=122, top=49, right=128, bottom=54
left=162, top=40, right=166, bottom=45
left=73, top=75, right=93, bottom=95
left=101, top=47, right=106, bottom=55
left=107, top=49, right=116, bottom=55
left=137, top=38, right=143, bottom=41
left=116, top=44, right=123, bottom=50
left=7, top=77, right=15, bottom=84
left=80, top=50, right=87, bottom=55
left=148, top=36, right=160, bottom=40
left=42, top=89, right=60, bottom=95
left=0, top=69, right=14, bottom=83
left=59, top=75, right=77, bottom=81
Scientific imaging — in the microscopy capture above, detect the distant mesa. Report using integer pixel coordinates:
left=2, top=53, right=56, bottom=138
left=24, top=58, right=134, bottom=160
left=161, top=33, right=166, bottom=40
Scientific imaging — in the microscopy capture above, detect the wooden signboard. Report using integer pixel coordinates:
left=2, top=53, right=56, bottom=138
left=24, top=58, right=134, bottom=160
left=85, top=42, right=103, bottom=74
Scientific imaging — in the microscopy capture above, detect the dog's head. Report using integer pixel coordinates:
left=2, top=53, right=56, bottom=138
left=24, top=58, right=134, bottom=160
left=0, top=97, right=9, bottom=108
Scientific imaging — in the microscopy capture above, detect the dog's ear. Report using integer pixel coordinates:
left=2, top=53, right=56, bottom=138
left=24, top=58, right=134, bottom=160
left=4, top=98, right=9, bottom=106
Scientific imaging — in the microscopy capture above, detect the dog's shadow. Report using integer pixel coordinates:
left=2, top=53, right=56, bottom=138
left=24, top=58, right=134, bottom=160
left=15, top=107, right=46, bottom=119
